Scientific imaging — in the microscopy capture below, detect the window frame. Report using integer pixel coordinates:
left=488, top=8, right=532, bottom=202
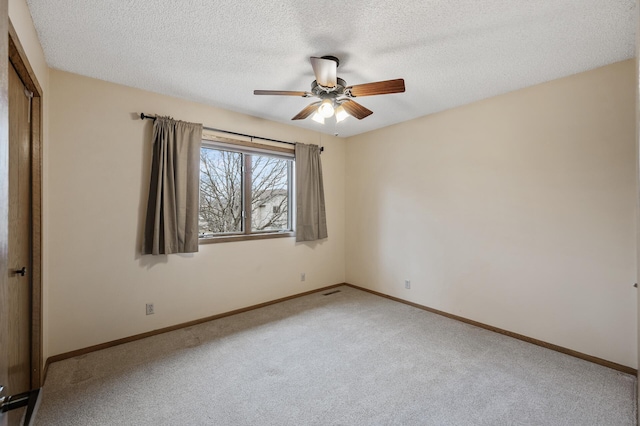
left=198, top=135, right=295, bottom=244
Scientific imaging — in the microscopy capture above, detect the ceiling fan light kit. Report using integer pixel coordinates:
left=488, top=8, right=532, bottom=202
left=311, top=112, right=325, bottom=124
left=254, top=56, right=405, bottom=124
left=334, top=105, right=348, bottom=123
left=318, top=99, right=335, bottom=118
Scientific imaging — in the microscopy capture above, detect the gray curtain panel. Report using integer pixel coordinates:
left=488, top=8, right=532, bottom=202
left=143, top=117, right=203, bottom=255
left=295, top=143, right=328, bottom=242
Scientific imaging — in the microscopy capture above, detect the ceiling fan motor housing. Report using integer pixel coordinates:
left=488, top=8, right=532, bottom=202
left=311, top=77, right=347, bottom=99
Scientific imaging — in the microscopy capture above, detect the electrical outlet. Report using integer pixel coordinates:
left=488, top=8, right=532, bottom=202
left=405, top=280, right=411, bottom=289
left=300, top=272, right=306, bottom=282
left=146, top=303, right=154, bottom=315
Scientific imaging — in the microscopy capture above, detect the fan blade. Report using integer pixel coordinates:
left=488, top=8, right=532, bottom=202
left=347, top=79, right=405, bottom=97
left=292, top=102, right=321, bottom=120
left=254, top=90, right=310, bottom=97
left=310, top=57, right=337, bottom=88
left=341, top=100, right=373, bottom=120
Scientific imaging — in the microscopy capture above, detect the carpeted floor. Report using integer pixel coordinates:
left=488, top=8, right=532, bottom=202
left=36, top=285, right=636, bottom=425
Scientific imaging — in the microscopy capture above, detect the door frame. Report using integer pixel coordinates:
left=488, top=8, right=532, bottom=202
left=637, top=1, right=640, bottom=423
left=0, top=1, right=9, bottom=422
left=7, top=20, right=43, bottom=389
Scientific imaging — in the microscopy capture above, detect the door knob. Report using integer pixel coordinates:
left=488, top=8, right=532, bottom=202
left=14, top=267, right=26, bottom=277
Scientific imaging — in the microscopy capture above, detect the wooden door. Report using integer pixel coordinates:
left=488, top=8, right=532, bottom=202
left=7, top=62, right=31, bottom=405
left=0, top=2, right=10, bottom=425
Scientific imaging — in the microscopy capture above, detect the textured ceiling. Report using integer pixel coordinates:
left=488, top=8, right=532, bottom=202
left=27, top=0, right=636, bottom=138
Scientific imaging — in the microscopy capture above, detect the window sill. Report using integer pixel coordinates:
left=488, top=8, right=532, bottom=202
left=199, top=231, right=294, bottom=245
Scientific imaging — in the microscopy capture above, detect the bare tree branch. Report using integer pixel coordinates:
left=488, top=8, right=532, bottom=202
left=199, top=148, right=290, bottom=236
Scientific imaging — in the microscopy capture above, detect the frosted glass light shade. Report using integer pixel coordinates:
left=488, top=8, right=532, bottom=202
left=311, top=112, right=325, bottom=124
left=318, top=99, right=335, bottom=118
left=335, top=105, right=349, bottom=122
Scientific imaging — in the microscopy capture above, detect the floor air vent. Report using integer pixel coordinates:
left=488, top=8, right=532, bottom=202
left=323, top=290, right=341, bottom=296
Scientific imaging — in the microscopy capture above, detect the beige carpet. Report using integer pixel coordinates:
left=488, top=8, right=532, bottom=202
left=35, top=285, right=636, bottom=425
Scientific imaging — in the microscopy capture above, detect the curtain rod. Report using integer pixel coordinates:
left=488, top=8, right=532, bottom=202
left=139, top=113, right=323, bottom=152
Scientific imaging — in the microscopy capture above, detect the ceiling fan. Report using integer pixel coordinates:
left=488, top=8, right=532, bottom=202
left=254, top=56, right=405, bottom=124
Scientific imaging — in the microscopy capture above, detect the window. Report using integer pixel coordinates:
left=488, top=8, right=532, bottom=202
left=198, top=139, right=294, bottom=242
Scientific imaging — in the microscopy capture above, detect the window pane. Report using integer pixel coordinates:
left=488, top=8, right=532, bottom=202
left=199, top=147, right=243, bottom=236
left=251, top=155, right=290, bottom=232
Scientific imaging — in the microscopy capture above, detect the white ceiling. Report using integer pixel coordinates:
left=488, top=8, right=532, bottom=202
left=26, top=0, right=636, bottom=138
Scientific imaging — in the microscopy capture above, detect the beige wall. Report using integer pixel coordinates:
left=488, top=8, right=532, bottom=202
left=346, top=60, right=638, bottom=368
left=47, top=69, right=346, bottom=356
